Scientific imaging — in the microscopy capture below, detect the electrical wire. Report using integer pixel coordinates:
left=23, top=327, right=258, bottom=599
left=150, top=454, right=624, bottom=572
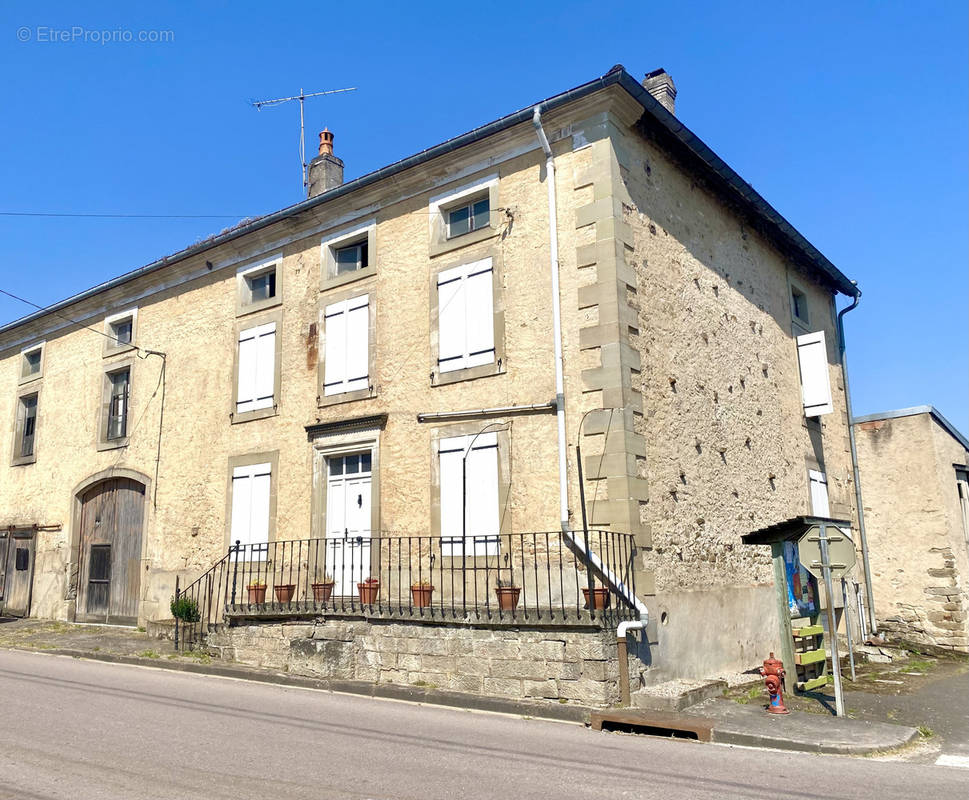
left=0, top=212, right=249, bottom=219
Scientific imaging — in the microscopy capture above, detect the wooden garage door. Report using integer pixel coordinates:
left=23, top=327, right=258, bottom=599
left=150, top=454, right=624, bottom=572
left=76, top=478, right=145, bottom=624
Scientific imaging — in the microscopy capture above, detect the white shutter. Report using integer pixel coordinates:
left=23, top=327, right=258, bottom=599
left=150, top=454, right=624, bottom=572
left=437, top=266, right=466, bottom=372
left=439, top=436, right=464, bottom=555
left=465, top=432, right=499, bottom=555
left=231, top=463, right=271, bottom=561
left=323, top=300, right=347, bottom=395
left=464, top=259, right=495, bottom=369
left=345, top=295, right=369, bottom=392
left=796, top=331, right=833, bottom=417
left=324, top=295, right=369, bottom=395
left=808, top=470, right=830, bottom=517
left=237, top=322, right=275, bottom=413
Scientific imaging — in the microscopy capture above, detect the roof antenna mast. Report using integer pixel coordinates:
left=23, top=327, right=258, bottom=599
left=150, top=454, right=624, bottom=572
left=252, top=87, right=357, bottom=193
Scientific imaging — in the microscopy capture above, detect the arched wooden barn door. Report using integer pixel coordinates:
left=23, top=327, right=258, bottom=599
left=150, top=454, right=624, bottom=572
left=76, top=478, right=145, bottom=624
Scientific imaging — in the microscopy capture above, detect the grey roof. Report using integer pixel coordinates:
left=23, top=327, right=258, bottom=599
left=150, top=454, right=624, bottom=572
left=854, top=405, right=969, bottom=452
left=741, top=515, right=853, bottom=546
left=0, top=65, right=858, bottom=339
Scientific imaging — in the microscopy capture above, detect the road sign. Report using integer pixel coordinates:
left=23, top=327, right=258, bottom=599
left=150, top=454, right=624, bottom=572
left=798, top=524, right=856, bottom=581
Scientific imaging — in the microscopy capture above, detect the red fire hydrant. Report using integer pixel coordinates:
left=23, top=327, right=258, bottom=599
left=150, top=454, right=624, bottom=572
left=759, top=652, right=790, bottom=714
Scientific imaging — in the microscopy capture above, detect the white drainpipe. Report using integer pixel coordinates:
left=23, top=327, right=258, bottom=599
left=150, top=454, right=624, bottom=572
left=532, top=107, right=649, bottom=704
left=531, top=105, right=570, bottom=534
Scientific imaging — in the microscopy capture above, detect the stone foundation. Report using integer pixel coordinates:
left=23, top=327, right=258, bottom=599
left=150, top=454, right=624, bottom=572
left=208, top=617, right=626, bottom=706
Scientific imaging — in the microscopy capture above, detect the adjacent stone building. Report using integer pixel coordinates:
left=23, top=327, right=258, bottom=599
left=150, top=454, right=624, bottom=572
left=0, top=66, right=863, bottom=701
left=855, top=406, right=969, bottom=652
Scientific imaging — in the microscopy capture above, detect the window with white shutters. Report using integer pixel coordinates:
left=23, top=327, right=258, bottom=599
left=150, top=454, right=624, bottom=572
left=439, top=432, right=499, bottom=556
left=236, top=321, right=276, bottom=414
left=323, top=294, right=370, bottom=396
left=437, top=257, right=494, bottom=374
left=796, top=331, right=833, bottom=417
left=230, top=462, right=271, bottom=561
left=808, top=470, right=830, bottom=517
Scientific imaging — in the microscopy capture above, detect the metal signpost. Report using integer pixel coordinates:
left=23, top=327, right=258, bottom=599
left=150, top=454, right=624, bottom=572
left=798, top=523, right=857, bottom=717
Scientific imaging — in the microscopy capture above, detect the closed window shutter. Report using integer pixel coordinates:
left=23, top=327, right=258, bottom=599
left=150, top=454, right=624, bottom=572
left=345, top=295, right=369, bottom=392
left=438, top=433, right=499, bottom=556
left=231, top=463, right=271, bottom=561
left=809, top=470, right=830, bottom=517
left=237, top=322, right=275, bottom=412
left=796, top=331, right=833, bottom=417
left=437, top=267, right=466, bottom=372
left=324, top=295, right=369, bottom=395
left=323, top=300, right=347, bottom=395
left=464, top=260, right=495, bottom=369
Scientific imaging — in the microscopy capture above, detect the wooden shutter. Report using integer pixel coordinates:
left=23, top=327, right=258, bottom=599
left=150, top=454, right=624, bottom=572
left=439, top=436, right=464, bottom=556
left=237, top=322, right=275, bottom=413
left=437, top=266, right=466, bottom=372
left=808, top=470, right=830, bottom=517
left=438, top=433, right=499, bottom=556
left=465, top=259, right=495, bottom=369
left=324, top=295, right=369, bottom=395
left=230, top=463, right=271, bottom=560
left=796, top=331, right=833, bottom=417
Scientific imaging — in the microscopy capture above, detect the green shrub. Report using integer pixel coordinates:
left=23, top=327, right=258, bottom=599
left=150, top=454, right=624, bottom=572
left=170, top=595, right=201, bottom=623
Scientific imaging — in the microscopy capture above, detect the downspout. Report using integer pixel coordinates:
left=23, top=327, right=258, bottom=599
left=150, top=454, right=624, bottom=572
left=532, top=106, right=570, bottom=534
left=533, top=107, right=649, bottom=704
left=837, top=288, right=878, bottom=637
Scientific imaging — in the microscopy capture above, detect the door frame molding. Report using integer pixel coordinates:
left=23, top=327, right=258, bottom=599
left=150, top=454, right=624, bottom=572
left=311, top=427, right=382, bottom=542
left=67, top=467, right=151, bottom=620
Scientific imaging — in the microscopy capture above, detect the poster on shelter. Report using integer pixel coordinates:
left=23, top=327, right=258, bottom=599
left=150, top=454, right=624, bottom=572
left=783, top=541, right=818, bottom=617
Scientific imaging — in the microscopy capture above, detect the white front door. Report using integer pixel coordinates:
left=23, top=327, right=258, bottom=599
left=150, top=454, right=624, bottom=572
left=326, top=453, right=372, bottom=595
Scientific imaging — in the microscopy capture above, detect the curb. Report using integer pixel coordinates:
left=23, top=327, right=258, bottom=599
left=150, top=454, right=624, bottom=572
left=13, top=646, right=593, bottom=725
left=710, top=725, right=920, bottom=755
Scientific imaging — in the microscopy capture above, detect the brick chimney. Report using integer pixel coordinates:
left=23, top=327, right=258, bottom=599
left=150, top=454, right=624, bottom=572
left=642, top=69, right=677, bottom=115
left=307, top=128, right=344, bottom=197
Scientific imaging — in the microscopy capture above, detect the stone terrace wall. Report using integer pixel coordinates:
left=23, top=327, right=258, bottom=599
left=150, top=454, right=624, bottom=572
left=208, top=618, right=625, bottom=706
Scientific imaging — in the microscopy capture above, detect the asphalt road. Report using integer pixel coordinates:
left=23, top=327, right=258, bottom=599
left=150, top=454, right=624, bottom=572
left=0, top=650, right=965, bottom=800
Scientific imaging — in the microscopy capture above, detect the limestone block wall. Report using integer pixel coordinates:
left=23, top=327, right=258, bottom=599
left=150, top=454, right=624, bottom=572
left=208, top=618, right=625, bottom=706
left=856, top=413, right=969, bottom=651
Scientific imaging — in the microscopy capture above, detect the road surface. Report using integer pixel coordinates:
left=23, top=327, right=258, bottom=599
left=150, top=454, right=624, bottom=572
left=0, top=649, right=965, bottom=799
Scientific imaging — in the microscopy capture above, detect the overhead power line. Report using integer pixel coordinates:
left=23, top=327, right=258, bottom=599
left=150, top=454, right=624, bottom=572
left=0, top=212, right=249, bottom=219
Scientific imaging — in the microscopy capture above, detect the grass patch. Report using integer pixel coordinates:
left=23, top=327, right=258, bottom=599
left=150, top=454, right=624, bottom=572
left=900, top=659, right=934, bottom=674
left=917, top=725, right=934, bottom=739
left=138, top=650, right=160, bottom=659
left=735, top=686, right=762, bottom=705
left=411, top=680, right=438, bottom=689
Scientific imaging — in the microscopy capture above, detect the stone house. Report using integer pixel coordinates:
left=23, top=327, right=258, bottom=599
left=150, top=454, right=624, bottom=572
left=0, top=66, right=862, bottom=703
left=854, top=406, right=969, bottom=652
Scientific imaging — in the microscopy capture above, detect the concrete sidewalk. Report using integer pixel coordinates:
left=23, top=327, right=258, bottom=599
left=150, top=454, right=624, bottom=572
left=0, top=618, right=922, bottom=756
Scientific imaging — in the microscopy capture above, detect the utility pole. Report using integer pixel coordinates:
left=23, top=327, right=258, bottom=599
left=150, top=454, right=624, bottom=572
left=252, top=86, right=357, bottom=193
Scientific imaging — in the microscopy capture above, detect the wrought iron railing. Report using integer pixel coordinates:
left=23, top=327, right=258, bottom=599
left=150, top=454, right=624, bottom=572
left=174, top=530, right=638, bottom=650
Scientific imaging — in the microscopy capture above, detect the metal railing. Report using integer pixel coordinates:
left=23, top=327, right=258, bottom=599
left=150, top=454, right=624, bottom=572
left=174, top=530, right=638, bottom=650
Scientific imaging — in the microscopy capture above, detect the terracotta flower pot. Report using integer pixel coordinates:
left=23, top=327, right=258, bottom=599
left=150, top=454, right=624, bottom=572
left=411, top=585, right=434, bottom=608
left=247, top=586, right=266, bottom=604
left=357, top=580, right=380, bottom=605
left=311, top=582, right=335, bottom=603
left=582, top=586, right=611, bottom=610
left=494, top=586, right=521, bottom=611
left=274, top=584, right=296, bottom=603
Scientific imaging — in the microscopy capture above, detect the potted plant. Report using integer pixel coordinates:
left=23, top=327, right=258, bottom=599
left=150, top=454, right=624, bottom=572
left=170, top=594, right=201, bottom=624
left=311, top=574, right=335, bottom=603
left=410, top=579, right=434, bottom=608
left=357, top=577, right=380, bottom=605
left=247, top=579, right=267, bottom=603
left=582, top=584, right=611, bottom=610
left=494, top=578, right=521, bottom=611
left=274, top=583, right=296, bottom=603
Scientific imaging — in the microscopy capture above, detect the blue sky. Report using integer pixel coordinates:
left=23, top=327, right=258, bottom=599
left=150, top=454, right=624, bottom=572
left=1, top=1, right=966, bottom=432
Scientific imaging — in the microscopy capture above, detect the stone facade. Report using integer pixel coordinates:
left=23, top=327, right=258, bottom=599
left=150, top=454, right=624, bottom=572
left=855, top=409, right=969, bottom=652
left=0, top=69, right=861, bottom=684
left=208, top=618, right=625, bottom=706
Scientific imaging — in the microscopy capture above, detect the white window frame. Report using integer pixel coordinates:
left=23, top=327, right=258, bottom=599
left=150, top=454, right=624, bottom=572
left=230, top=461, right=272, bottom=562
left=320, top=221, right=376, bottom=288
left=236, top=321, right=276, bottom=415
left=796, top=330, right=833, bottom=417
left=428, top=174, right=498, bottom=256
left=436, top=256, right=495, bottom=374
left=439, top=432, right=500, bottom=557
left=236, top=253, right=282, bottom=316
left=322, top=293, right=370, bottom=397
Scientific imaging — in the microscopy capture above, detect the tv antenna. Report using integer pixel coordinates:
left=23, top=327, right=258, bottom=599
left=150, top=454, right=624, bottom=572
left=252, top=86, right=357, bottom=193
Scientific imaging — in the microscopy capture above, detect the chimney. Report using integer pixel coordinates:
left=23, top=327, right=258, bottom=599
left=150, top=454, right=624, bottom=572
left=642, top=68, right=677, bottom=115
left=306, top=128, right=344, bottom=197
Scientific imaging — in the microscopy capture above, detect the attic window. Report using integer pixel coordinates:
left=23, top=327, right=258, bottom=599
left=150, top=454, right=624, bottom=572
left=334, top=240, right=369, bottom=275
left=103, top=309, right=138, bottom=356
left=246, top=268, right=277, bottom=303
left=110, top=317, right=133, bottom=346
left=791, top=286, right=809, bottom=326
left=446, top=195, right=490, bottom=239
left=21, top=346, right=43, bottom=380
left=236, top=255, right=283, bottom=316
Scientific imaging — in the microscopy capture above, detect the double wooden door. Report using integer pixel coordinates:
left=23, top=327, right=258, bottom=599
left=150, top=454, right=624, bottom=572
left=76, top=478, right=145, bottom=624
